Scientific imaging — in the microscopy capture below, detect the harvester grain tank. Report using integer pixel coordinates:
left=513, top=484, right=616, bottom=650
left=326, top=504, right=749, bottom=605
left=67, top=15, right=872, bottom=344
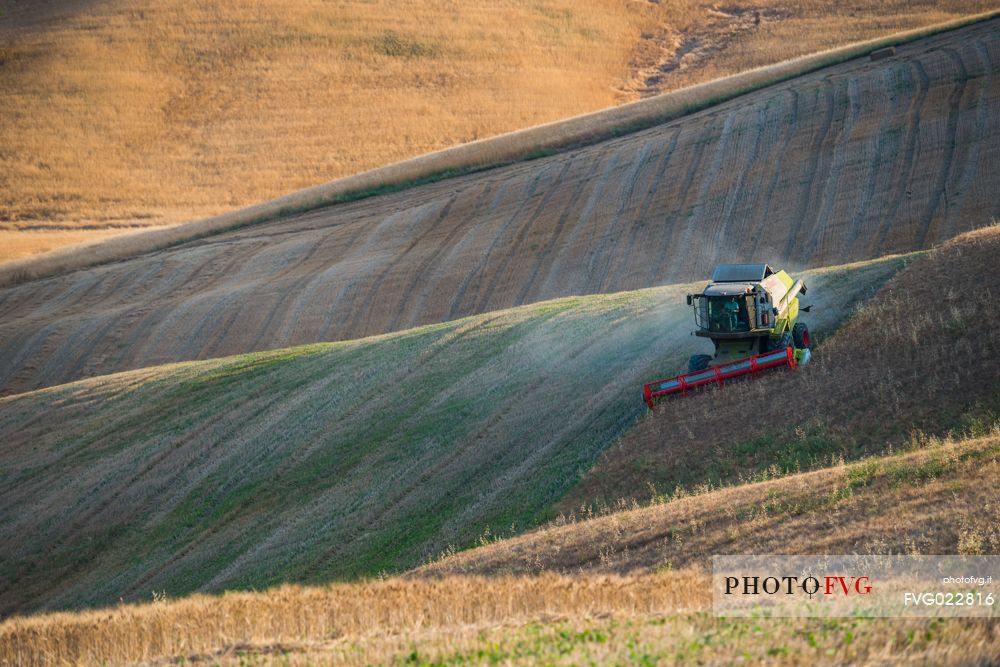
left=643, top=263, right=812, bottom=408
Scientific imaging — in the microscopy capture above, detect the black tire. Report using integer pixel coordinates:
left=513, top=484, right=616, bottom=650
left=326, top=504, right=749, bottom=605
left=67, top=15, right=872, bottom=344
left=769, top=332, right=793, bottom=351
left=688, top=354, right=712, bottom=373
left=792, top=322, right=811, bottom=349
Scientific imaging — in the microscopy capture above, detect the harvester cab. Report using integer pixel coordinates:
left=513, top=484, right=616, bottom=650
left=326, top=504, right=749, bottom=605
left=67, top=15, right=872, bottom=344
left=643, top=263, right=813, bottom=408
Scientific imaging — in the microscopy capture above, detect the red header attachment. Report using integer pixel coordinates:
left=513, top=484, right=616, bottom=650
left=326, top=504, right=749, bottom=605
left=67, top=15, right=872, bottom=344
left=643, top=346, right=796, bottom=409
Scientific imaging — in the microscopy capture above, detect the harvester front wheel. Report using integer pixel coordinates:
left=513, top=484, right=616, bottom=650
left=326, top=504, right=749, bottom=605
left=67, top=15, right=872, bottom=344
left=688, top=354, right=712, bottom=372
left=769, top=332, right=793, bottom=352
left=792, top=322, right=811, bottom=349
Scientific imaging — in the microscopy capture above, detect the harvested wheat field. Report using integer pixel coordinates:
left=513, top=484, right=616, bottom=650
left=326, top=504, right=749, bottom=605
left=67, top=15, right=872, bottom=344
left=4, top=567, right=999, bottom=666
left=0, top=254, right=896, bottom=615
left=2, top=17, right=999, bottom=397
left=2, top=432, right=998, bottom=665
left=0, top=229, right=995, bottom=618
left=0, top=0, right=994, bottom=261
left=3, top=5, right=1000, bottom=665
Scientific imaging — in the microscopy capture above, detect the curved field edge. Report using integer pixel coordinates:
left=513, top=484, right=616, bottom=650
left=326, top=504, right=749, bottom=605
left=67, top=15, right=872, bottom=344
left=2, top=9, right=997, bottom=287
left=0, top=257, right=902, bottom=615
left=417, top=431, right=1000, bottom=578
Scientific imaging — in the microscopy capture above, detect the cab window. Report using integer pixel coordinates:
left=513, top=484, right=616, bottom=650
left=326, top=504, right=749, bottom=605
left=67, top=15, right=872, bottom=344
left=702, top=296, right=750, bottom=333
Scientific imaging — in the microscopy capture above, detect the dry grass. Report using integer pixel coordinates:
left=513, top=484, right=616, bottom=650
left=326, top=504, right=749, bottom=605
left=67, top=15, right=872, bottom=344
left=418, top=431, right=1000, bottom=577
left=0, top=1, right=996, bottom=264
left=0, top=227, right=168, bottom=262
left=0, top=571, right=708, bottom=665
left=0, top=0, right=658, bottom=231
left=563, top=225, right=1000, bottom=509
left=3, top=561, right=999, bottom=666
left=3, top=435, right=999, bottom=665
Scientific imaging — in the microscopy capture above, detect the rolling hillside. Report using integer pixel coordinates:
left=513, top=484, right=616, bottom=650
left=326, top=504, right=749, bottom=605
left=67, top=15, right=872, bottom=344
left=417, top=226, right=1000, bottom=577
left=3, top=8, right=1000, bottom=666
left=1, top=17, right=999, bottom=396
left=419, top=432, right=1000, bottom=577
left=0, top=257, right=900, bottom=615
left=0, top=19, right=1000, bottom=665
left=3, top=434, right=997, bottom=664
left=0, top=229, right=993, bottom=617
left=0, top=0, right=994, bottom=262
left=562, top=224, right=1000, bottom=510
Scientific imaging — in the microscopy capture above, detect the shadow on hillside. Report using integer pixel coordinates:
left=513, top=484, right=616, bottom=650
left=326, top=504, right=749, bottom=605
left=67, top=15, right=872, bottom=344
left=1, top=0, right=104, bottom=32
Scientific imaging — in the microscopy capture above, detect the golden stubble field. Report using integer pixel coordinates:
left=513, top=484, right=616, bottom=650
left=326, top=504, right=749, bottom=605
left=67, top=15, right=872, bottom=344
left=0, top=0, right=995, bottom=260
left=2, top=15, right=997, bottom=396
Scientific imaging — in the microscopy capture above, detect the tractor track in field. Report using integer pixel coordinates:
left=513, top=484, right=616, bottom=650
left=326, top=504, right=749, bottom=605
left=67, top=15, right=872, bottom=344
left=389, top=183, right=498, bottom=332
left=841, top=65, right=905, bottom=260
left=920, top=48, right=970, bottom=248
left=311, top=205, right=429, bottom=340
left=707, top=97, right=773, bottom=270
left=781, top=77, right=835, bottom=262
left=747, top=88, right=800, bottom=259
left=952, top=39, right=996, bottom=232
left=533, top=151, right=622, bottom=301
left=791, top=76, right=842, bottom=263
left=348, top=197, right=458, bottom=337
left=468, top=167, right=563, bottom=315
left=489, top=159, right=586, bottom=310
left=277, top=253, right=350, bottom=347
left=806, top=76, right=864, bottom=262
left=447, top=171, right=546, bottom=320
left=652, top=120, right=714, bottom=278
left=240, top=237, right=336, bottom=356
left=586, top=142, right=656, bottom=293
left=1, top=19, right=999, bottom=396
left=876, top=60, right=932, bottom=255
left=842, top=92, right=886, bottom=258
left=602, top=127, right=680, bottom=291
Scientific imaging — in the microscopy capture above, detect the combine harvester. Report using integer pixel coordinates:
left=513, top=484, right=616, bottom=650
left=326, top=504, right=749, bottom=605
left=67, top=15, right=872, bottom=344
left=643, top=264, right=812, bottom=408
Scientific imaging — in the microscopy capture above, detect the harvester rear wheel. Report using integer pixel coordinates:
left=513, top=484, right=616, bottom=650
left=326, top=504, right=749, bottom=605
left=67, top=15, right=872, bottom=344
left=792, top=322, right=811, bottom=349
left=688, top=354, right=712, bottom=372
